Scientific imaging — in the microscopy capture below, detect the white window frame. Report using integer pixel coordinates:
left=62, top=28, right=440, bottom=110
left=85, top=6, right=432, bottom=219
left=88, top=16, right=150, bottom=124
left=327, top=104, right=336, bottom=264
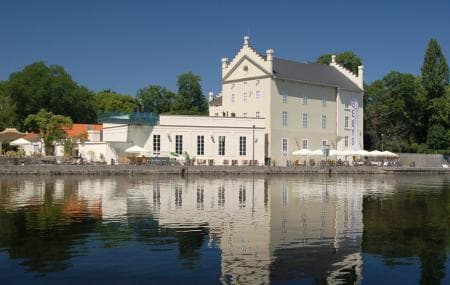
left=303, top=95, right=308, bottom=105
left=256, top=111, right=260, bottom=118
left=197, top=135, right=204, bottom=155
left=302, top=139, right=308, bottom=149
left=243, top=92, right=248, bottom=102
left=282, top=111, right=288, bottom=127
left=153, top=134, right=160, bottom=155
left=256, top=90, right=261, bottom=100
left=243, top=112, right=247, bottom=117
left=345, top=136, right=349, bottom=147
left=282, top=138, right=288, bottom=157
left=239, top=136, right=247, bottom=156
left=175, top=135, right=183, bottom=155
left=302, top=112, right=308, bottom=128
left=322, top=140, right=328, bottom=146
left=218, top=136, right=225, bottom=156
left=322, top=96, right=326, bottom=107
left=282, top=91, right=288, bottom=103
left=344, top=116, right=349, bottom=129
left=231, top=93, right=235, bottom=103
left=321, top=114, right=327, bottom=129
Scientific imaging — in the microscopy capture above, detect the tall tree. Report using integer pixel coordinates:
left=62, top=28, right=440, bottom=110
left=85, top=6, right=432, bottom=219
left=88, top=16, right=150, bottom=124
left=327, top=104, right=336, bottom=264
left=173, top=72, right=208, bottom=114
left=5, top=62, right=96, bottom=128
left=364, top=72, right=426, bottom=151
left=316, top=51, right=362, bottom=74
left=94, top=90, right=137, bottom=116
left=136, top=85, right=175, bottom=114
left=0, top=82, right=16, bottom=131
left=24, top=109, right=73, bottom=155
left=421, top=38, right=449, bottom=100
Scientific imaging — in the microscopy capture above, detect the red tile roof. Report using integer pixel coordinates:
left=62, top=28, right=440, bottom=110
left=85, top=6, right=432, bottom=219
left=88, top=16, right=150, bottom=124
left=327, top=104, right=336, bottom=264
left=63, top=124, right=103, bottom=138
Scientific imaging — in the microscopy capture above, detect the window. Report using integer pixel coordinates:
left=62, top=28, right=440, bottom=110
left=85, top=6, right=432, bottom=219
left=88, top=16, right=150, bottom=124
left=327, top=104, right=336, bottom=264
left=218, top=136, right=225, bottom=156
left=231, top=94, right=235, bottom=103
left=239, top=136, right=247, bottom=156
left=282, top=91, right=288, bottom=103
left=303, top=95, right=308, bottom=105
left=344, top=97, right=350, bottom=109
left=282, top=138, right=288, bottom=156
left=256, top=79, right=260, bottom=86
left=282, top=111, right=288, bottom=127
left=302, top=139, right=308, bottom=149
left=344, top=116, right=349, bottom=129
left=153, top=135, right=160, bottom=154
left=256, top=111, right=260, bottom=118
left=322, top=96, right=326, bottom=107
left=243, top=112, right=247, bottom=117
left=322, top=140, right=328, bottom=146
left=243, top=92, right=248, bottom=102
left=175, top=135, right=183, bottom=154
left=344, top=136, right=349, bottom=147
left=256, top=90, right=261, bottom=99
left=321, top=114, right=327, bottom=129
left=214, top=112, right=218, bottom=116
left=197, top=135, right=204, bottom=155
left=302, top=112, right=308, bottom=128
left=231, top=83, right=235, bottom=90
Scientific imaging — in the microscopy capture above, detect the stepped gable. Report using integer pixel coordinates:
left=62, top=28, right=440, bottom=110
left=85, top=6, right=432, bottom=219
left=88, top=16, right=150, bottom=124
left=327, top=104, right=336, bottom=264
left=272, top=57, right=362, bottom=92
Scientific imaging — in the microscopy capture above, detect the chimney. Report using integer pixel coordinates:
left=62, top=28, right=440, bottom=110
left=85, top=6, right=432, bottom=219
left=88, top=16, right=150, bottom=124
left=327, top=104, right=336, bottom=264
left=208, top=92, right=214, bottom=102
left=357, top=65, right=364, bottom=89
left=221, top=58, right=228, bottom=69
left=266, top=49, right=273, bottom=61
left=331, top=55, right=336, bottom=63
left=244, top=36, right=249, bottom=46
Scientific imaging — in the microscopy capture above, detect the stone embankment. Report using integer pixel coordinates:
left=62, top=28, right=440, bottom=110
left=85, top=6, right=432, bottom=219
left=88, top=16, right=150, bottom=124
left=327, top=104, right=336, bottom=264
left=0, top=164, right=448, bottom=175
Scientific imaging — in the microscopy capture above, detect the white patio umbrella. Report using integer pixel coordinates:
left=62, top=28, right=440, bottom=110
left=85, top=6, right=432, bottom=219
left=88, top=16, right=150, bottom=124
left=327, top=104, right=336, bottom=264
left=125, top=145, right=150, bottom=156
left=292, top=149, right=313, bottom=156
left=382, top=150, right=399, bottom=158
left=311, top=149, right=324, bottom=156
left=369, top=150, right=384, bottom=157
left=10, top=138, right=31, bottom=146
left=355, top=149, right=371, bottom=157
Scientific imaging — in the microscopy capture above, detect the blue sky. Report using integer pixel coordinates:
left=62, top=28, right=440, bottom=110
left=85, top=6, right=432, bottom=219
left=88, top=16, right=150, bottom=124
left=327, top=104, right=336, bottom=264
left=1, top=0, right=449, bottom=96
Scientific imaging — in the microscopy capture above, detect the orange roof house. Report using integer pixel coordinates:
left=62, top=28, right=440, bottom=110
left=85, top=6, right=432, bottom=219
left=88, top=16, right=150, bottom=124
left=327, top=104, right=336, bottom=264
left=63, top=124, right=103, bottom=139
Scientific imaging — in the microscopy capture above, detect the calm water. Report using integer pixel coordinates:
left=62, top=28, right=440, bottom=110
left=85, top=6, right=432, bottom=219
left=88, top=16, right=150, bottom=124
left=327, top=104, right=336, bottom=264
left=0, top=174, right=449, bottom=284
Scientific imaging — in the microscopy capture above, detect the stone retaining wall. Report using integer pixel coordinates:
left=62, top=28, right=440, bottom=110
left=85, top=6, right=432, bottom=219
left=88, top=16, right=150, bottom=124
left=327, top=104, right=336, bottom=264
left=0, top=164, right=448, bottom=176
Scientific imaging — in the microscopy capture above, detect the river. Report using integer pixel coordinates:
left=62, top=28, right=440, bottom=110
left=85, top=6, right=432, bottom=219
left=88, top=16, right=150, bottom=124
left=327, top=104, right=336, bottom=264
left=0, top=174, right=449, bottom=284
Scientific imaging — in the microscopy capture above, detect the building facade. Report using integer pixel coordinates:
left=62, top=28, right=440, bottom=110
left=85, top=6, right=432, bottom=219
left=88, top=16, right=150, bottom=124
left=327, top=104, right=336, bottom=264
left=209, top=36, right=364, bottom=165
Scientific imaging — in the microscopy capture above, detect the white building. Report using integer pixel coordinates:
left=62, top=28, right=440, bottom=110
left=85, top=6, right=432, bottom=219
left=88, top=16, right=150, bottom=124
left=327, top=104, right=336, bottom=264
left=210, top=36, right=364, bottom=165
left=78, top=36, right=364, bottom=166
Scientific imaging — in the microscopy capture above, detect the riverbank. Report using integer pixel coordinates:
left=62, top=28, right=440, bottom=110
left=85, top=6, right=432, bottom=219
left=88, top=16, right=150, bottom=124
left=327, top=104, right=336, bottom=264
left=0, top=164, right=449, bottom=175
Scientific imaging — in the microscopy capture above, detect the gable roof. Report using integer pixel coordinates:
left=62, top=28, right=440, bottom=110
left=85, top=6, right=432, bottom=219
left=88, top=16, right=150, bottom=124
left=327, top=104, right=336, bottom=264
left=273, top=58, right=362, bottom=92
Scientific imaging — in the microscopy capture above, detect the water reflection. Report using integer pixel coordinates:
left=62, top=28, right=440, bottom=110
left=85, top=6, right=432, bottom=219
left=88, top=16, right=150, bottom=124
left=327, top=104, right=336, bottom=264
left=0, top=175, right=449, bottom=284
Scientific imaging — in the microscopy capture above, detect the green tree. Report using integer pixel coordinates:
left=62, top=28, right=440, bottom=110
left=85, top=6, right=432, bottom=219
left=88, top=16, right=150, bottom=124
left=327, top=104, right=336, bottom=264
left=364, top=72, right=426, bottom=151
left=173, top=72, right=208, bottom=114
left=24, top=109, right=73, bottom=155
left=94, top=90, right=137, bottom=115
left=316, top=51, right=362, bottom=74
left=421, top=38, right=449, bottom=100
left=5, top=62, right=96, bottom=128
left=136, top=85, right=175, bottom=114
left=427, top=124, right=450, bottom=151
left=0, top=82, right=16, bottom=130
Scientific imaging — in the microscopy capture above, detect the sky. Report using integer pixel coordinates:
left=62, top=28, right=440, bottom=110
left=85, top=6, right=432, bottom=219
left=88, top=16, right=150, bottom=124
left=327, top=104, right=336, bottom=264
left=1, top=0, right=449, bottom=96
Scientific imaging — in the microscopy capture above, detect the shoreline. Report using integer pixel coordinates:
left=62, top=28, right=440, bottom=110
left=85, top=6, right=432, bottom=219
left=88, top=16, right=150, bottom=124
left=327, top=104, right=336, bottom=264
left=0, top=165, right=449, bottom=175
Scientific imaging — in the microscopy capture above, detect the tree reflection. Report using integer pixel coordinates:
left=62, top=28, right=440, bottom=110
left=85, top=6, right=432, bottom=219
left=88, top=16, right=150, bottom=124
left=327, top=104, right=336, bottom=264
left=362, top=187, right=449, bottom=284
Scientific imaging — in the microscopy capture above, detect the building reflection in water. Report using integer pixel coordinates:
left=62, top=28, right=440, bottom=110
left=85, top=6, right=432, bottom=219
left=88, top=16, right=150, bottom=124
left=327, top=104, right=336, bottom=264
left=1, top=175, right=446, bottom=284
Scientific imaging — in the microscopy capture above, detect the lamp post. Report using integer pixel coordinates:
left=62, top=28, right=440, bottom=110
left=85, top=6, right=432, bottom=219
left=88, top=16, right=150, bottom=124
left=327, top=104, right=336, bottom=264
left=381, top=133, right=384, bottom=151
